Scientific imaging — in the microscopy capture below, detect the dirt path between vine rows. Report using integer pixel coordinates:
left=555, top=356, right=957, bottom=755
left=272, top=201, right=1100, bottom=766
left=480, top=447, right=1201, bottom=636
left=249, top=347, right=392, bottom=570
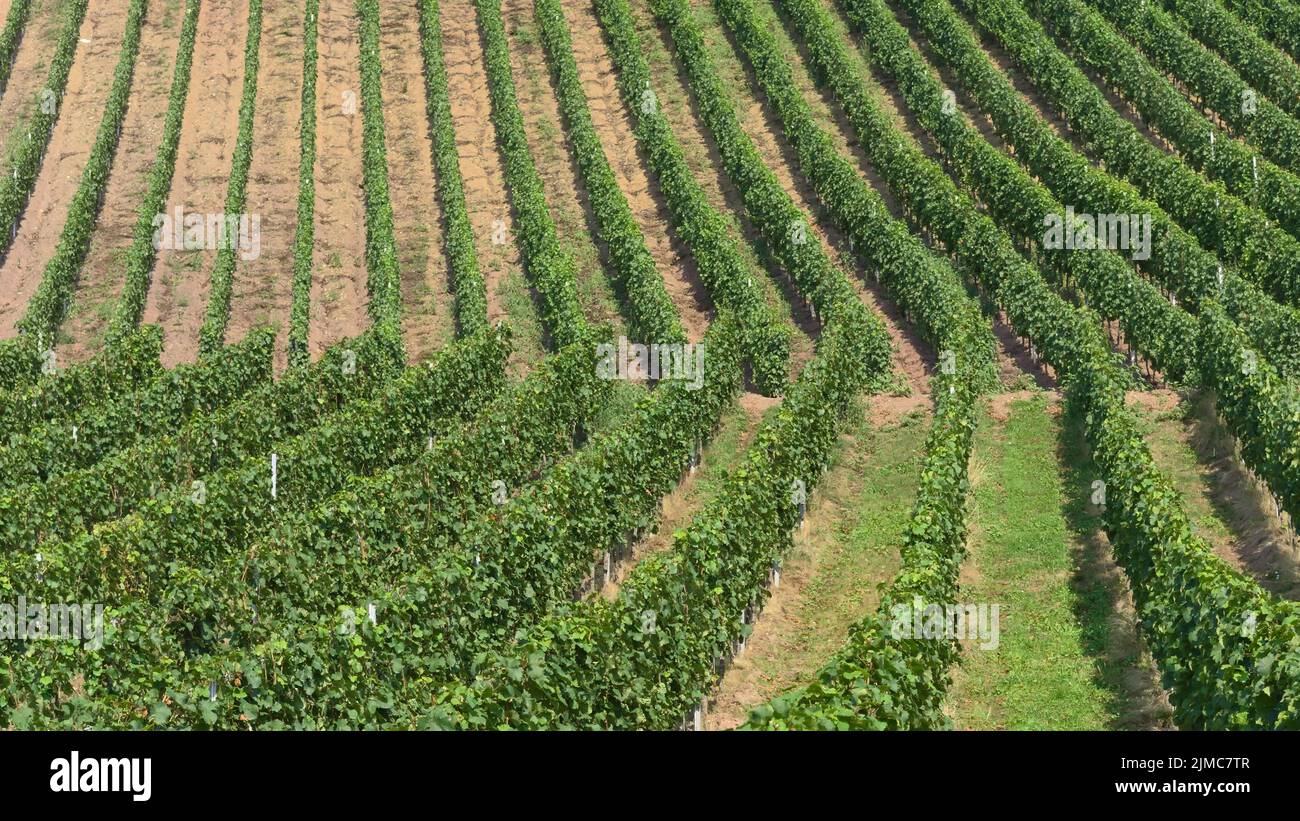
left=633, top=0, right=817, bottom=377
left=380, top=0, right=455, bottom=363
left=598, top=391, right=776, bottom=602
left=60, top=0, right=184, bottom=363
left=704, top=400, right=926, bottom=729
left=305, top=0, right=368, bottom=361
left=224, top=0, right=302, bottom=374
left=442, top=0, right=541, bottom=373
left=0, top=0, right=126, bottom=338
left=561, top=0, right=712, bottom=342
left=506, top=0, right=634, bottom=338
left=142, top=0, right=247, bottom=367
left=697, top=0, right=943, bottom=400
left=0, top=0, right=68, bottom=157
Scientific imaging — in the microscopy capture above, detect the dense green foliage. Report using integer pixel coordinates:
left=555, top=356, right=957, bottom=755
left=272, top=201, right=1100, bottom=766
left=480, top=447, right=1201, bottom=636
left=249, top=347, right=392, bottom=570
left=5, top=330, right=513, bottom=727
left=0, top=328, right=403, bottom=555
left=1030, top=0, right=1300, bottom=240
left=779, top=0, right=1300, bottom=727
left=475, top=0, right=588, bottom=348
left=356, top=0, right=402, bottom=333
left=1086, top=0, right=1300, bottom=172
left=410, top=0, right=893, bottom=730
left=0, top=328, right=272, bottom=491
left=892, top=0, right=1300, bottom=380
left=745, top=367, right=976, bottom=729
left=422, top=317, right=888, bottom=729
left=707, top=0, right=995, bottom=383
left=1220, top=0, right=1300, bottom=59
left=0, top=325, right=161, bottom=441
left=957, top=0, right=1300, bottom=309
left=1161, top=0, right=1300, bottom=122
left=5, top=0, right=1300, bottom=732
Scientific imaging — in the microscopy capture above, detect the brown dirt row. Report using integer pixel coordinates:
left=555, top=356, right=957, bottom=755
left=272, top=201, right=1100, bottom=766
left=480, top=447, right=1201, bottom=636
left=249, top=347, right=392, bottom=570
left=225, top=0, right=303, bottom=374
left=142, top=0, right=247, bottom=367
left=502, top=0, right=622, bottom=332
left=60, top=0, right=184, bottom=363
left=559, top=0, right=713, bottom=343
left=0, top=0, right=67, bottom=158
left=305, top=0, right=368, bottom=361
left=627, top=0, right=815, bottom=375
left=692, top=0, right=937, bottom=398
left=441, top=0, right=535, bottom=372
left=379, top=0, right=455, bottom=364
left=0, top=0, right=127, bottom=337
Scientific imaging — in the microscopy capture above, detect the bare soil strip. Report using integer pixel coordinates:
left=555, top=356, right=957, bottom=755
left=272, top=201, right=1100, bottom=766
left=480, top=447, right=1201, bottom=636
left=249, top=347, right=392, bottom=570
left=304, top=0, right=368, bottom=360
left=560, top=0, right=712, bottom=341
left=60, top=0, right=184, bottom=363
left=442, top=0, right=544, bottom=374
left=503, top=0, right=622, bottom=331
left=0, top=0, right=127, bottom=336
left=628, top=0, right=810, bottom=369
left=142, top=0, right=247, bottom=367
left=694, top=0, right=936, bottom=394
left=0, top=0, right=67, bottom=156
left=380, top=0, right=455, bottom=363
left=226, top=0, right=302, bottom=373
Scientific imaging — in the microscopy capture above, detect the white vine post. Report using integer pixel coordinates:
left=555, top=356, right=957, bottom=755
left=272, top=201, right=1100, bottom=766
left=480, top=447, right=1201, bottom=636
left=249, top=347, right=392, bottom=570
left=791, top=478, right=807, bottom=529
